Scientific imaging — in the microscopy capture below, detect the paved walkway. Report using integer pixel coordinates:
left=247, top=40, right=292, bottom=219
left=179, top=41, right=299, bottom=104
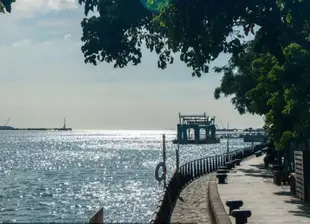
left=170, top=175, right=211, bottom=224
left=218, top=156, right=310, bottom=223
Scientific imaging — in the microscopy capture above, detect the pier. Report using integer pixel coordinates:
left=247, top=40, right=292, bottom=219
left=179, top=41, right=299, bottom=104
left=13, top=127, right=72, bottom=131
left=172, top=113, right=220, bottom=144
left=0, top=117, right=72, bottom=131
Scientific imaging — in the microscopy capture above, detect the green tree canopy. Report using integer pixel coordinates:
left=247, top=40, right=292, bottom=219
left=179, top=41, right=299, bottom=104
left=0, top=0, right=15, bottom=13
left=78, top=0, right=310, bottom=76
left=215, top=41, right=310, bottom=150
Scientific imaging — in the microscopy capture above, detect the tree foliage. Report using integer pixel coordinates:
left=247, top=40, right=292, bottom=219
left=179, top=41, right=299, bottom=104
left=0, top=0, right=15, bottom=13
left=215, top=41, right=310, bottom=150
left=79, top=0, right=310, bottom=76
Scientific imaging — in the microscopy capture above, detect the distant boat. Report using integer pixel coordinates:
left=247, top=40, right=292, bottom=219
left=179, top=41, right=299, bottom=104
left=240, top=128, right=267, bottom=143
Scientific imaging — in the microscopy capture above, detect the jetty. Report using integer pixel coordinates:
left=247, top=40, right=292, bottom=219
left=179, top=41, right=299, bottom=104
left=172, top=113, right=220, bottom=144
left=0, top=117, right=72, bottom=131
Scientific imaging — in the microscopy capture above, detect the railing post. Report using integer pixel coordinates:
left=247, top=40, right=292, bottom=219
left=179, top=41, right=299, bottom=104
left=186, top=163, right=188, bottom=177
left=191, top=161, right=194, bottom=179
left=198, top=159, right=201, bottom=175
left=210, top=157, right=212, bottom=172
left=193, top=161, right=196, bottom=178
left=213, top=156, right=216, bottom=171
left=197, top=160, right=200, bottom=177
left=184, top=164, right=188, bottom=182
left=210, top=156, right=214, bottom=173
left=195, top=160, right=198, bottom=177
left=219, top=155, right=222, bottom=166
left=203, top=158, right=206, bottom=174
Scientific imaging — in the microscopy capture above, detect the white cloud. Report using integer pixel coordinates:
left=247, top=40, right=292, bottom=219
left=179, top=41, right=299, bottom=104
left=64, top=33, right=72, bottom=39
left=11, top=39, right=31, bottom=47
left=13, top=0, right=78, bottom=13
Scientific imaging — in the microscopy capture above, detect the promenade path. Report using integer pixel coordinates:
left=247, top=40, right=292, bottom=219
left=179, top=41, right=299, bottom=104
left=218, top=155, right=310, bottom=223
left=170, top=175, right=211, bottom=224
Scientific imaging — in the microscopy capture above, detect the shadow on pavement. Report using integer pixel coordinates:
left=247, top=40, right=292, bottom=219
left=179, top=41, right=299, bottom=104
left=236, top=167, right=273, bottom=178
left=285, top=198, right=310, bottom=219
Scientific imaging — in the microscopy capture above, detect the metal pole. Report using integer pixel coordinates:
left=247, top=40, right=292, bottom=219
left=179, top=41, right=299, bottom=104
left=176, top=144, right=180, bottom=171
left=176, top=144, right=179, bottom=190
left=226, top=122, right=230, bottom=161
left=163, top=134, right=166, bottom=188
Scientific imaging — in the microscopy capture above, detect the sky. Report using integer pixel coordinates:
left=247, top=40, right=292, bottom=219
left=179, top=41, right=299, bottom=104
left=0, top=0, right=264, bottom=130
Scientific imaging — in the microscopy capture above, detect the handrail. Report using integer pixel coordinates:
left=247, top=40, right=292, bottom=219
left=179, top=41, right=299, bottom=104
left=150, top=144, right=266, bottom=223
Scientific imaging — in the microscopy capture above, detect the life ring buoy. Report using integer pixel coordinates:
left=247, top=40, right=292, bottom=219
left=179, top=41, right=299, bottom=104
left=155, top=162, right=167, bottom=182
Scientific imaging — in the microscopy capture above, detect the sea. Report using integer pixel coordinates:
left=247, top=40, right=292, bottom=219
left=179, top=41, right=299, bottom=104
left=0, top=130, right=253, bottom=223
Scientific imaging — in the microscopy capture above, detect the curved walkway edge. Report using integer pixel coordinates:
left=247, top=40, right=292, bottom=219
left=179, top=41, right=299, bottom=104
left=208, top=174, right=232, bottom=224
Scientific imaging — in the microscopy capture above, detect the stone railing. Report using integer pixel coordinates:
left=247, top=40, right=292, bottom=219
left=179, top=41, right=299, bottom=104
left=150, top=144, right=265, bottom=223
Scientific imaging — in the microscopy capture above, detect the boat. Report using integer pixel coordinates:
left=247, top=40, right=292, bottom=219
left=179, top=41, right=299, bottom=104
left=240, top=128, right=267, bottom=143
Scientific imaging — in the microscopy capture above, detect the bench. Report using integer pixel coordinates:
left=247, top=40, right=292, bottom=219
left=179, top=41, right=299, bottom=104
left=216, top=173, right=227, bottom=184
left=231, top=209, right=252, bottom=224
left=226, top=200, right=244, bottom=215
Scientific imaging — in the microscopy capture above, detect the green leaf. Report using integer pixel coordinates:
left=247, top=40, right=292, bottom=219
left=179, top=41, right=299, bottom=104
left=286, top=12, right=292, bottom=24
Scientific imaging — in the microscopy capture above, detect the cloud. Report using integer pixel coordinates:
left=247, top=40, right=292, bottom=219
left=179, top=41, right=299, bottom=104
left=13, top=0, right=78, bottom=13
left=11, top=39, right=31, bottom=47
left=64, top=33, right=72, bottom=39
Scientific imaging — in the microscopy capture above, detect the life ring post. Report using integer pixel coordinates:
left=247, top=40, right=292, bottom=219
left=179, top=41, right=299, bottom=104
left=162, top=134, right=166, bottom=188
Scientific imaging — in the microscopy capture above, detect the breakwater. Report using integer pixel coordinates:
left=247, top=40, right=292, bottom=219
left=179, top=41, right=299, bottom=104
left=150, top=144, right=266, bottom=223
left=13, top=128, right=72, bottom=131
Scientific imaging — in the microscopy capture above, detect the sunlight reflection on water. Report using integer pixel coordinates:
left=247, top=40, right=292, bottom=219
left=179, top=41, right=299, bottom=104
left=0, top=130, right=251, bottom=223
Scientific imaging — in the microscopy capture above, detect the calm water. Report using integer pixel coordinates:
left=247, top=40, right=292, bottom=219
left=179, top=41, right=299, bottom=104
left=0, top=130, right=252, bottom=223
